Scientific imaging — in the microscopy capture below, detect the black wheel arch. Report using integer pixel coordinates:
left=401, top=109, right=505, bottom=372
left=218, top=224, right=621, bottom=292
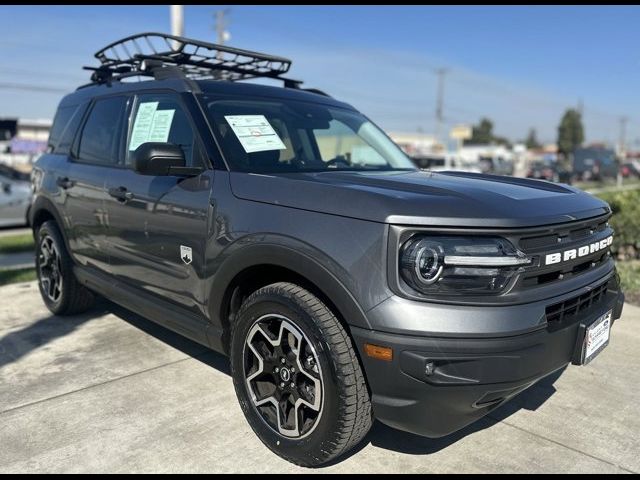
left=208, top=243, right=372, bottom=354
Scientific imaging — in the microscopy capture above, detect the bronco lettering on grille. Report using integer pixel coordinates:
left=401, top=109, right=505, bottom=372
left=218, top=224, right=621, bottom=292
left=545, top=235, right=613, bottom=266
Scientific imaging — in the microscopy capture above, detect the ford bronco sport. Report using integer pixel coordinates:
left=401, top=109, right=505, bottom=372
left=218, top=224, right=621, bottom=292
left=30, top=33, right=624, bottom=467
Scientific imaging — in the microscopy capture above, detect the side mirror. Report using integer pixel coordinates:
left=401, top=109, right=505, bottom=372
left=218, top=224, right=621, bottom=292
left=2, top=182, right=11, bottom=194
left=132, top=143, right=186, bottom=176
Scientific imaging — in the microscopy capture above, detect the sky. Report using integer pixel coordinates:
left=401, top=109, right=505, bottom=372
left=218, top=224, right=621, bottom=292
left=2, top=5, right=639, bottom=146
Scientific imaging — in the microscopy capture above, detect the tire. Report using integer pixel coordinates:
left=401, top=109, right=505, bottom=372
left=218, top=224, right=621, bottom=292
left=35, top=220, right=95, bottom=315
left=230, top=282, right=372, bottom=467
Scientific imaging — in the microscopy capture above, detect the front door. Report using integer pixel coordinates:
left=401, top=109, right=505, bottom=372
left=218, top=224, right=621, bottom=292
left=104, top=92, right=212, bottom=317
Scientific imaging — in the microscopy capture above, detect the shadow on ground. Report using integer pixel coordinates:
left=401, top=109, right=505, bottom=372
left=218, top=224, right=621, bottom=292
left=0, top=302, right=109, bottom=369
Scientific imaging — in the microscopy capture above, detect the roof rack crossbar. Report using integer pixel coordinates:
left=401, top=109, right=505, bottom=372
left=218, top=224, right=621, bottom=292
left=85, top=32, right=293, bottom=86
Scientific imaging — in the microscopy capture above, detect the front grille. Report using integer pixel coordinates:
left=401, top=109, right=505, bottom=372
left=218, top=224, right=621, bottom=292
left=514, top=214, right=613, bottom=290
left=521, top=252, right=610, bottom=287
left=545, top=282, right=608, bottom=324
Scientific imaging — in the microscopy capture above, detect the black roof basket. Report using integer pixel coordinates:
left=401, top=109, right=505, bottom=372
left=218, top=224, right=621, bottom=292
left=82, top=32, right=305, bottom=89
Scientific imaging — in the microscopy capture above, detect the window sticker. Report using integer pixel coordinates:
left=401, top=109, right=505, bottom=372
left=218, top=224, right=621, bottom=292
left=129, top=103, right=176, bottom=151
left=148, top=109, right=175, bottom=143
left=224, top=115, right=287, bottom=153
left=129, top=102, right=158, bottom=151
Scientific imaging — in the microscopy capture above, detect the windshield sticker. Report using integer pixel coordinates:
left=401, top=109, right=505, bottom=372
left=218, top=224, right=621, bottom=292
left=224, top=115, right=287, bottom=153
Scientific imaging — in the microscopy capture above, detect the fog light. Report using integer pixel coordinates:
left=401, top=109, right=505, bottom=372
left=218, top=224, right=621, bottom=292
left=425, top=361, right=435, bottom=376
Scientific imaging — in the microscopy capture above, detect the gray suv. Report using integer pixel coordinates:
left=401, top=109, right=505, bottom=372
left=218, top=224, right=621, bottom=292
left=30, top=33, right=624, bottom=467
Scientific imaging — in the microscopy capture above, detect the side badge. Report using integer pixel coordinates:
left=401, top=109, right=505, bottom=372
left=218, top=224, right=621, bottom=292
left=180, top=245, right=193, bottom=265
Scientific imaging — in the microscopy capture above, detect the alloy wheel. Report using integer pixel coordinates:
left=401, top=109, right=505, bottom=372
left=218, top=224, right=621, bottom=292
left=243, top=314, right=324, bottom=439
left=38, top=235, right=63, bottom=302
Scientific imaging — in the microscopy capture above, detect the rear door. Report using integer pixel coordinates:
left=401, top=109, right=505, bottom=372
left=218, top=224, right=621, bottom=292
left=63, top=95, right=129, bottom=271
left=104, top=92, right=212, bottom=316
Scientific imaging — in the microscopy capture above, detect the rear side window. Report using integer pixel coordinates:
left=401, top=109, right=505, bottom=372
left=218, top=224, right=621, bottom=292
left=51, top=103, right=88, bottom=155
left=77, top=96, right=128, bottom=165
left=48, top=106, right=75, bottom=152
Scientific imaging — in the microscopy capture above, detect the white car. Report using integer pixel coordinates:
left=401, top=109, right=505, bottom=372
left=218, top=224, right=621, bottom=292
left=0, top=173, right=31, bottom=227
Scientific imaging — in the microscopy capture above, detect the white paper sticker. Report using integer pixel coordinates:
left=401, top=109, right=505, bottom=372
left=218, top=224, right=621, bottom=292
left=148, top=109, right=175, bottom=143
left=224, top=115, right=287, bottom=153
left=129, top=103, right=176, bottom=151
left=129, top=102, right=158, bottom=151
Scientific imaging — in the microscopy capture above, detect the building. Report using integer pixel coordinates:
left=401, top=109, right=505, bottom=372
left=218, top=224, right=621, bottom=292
left=0, top=118, right=52, bottom=167
left=388, top=132, right=442, bottom=157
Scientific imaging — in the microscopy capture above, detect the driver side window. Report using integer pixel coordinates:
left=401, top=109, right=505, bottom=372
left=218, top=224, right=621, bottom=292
left=126, top=93, right=203, bottom=168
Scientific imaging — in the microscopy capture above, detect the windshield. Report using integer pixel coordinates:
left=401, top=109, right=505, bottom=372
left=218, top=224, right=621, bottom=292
left=202, top=95, right=416, bottom=173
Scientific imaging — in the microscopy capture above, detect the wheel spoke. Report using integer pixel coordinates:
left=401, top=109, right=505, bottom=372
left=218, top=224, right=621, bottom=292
left=244, top=314, right=324, bottom=439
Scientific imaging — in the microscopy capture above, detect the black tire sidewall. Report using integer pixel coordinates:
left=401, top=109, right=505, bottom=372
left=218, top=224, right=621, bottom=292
left=231, top=292, right=345, bottom=465
left=36, top=221, right=73, bottom=314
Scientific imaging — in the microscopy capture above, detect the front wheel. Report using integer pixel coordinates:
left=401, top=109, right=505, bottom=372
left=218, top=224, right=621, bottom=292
left=230, top=282, right=372, bottom=467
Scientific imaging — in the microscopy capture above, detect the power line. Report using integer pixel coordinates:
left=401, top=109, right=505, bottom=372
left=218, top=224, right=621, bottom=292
left=0, top=82, right=68, bottom=94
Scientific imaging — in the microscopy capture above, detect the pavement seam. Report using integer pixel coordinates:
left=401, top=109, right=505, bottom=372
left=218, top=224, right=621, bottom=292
left=0, top=354, right=205, bottom=417
left=492, top=416, right=638, bottom=474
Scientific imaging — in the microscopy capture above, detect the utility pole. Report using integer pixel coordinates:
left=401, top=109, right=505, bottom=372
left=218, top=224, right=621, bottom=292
left=170, top=5, right=184, bottom=38
left=169, top=5, right=184, bottom=51
left=215, top=9, right=231, bottom=46
left=619, top=116, right=628, bottom=155
left=435, top=68, right=449, bottom=152
left=618, top=116, right=628, bottom=187
left=213, top=9, right=231, bottom=79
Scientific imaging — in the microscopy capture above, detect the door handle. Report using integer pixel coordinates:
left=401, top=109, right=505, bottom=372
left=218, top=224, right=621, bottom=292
left=56, top=177, right=75, bottom=189
left=108, top=186, right=134, bottom=202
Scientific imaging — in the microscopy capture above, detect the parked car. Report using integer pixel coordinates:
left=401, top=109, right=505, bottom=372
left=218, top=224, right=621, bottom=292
left=620, top=160, right=640, bottom=179
left=478, top=155, right=514, bottom=176
left=0, top=170, right=31, bottom=227
left=411, top=153, right=482, bottom=173
left=527, top=160, right=558, bottom=182
left=30, top=33, right=624, bottom=467
left=573, top=147, right=619, bottom=181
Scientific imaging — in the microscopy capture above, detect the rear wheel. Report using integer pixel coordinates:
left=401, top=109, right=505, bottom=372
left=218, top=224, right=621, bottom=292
left=36, top=220, right=95, bottom=315
left=230, top=282, right=372, bottom=467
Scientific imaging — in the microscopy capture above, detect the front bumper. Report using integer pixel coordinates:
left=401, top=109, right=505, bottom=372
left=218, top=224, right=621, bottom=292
left=351, top=275, right=625, bottom=438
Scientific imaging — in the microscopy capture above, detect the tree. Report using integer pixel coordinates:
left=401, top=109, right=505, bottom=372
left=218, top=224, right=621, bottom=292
left=467, top=117, right=494, bottom=144
left=525, top=128, right=541, bottom=149
left=557, top=109, right=584, bottom=156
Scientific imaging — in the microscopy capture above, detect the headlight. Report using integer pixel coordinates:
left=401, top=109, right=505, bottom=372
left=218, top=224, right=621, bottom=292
left=400, top=236, right=531, bottom=296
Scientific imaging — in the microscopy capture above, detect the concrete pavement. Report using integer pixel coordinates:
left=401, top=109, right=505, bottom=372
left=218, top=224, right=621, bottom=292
left=0, top=281, right=638, bottom=473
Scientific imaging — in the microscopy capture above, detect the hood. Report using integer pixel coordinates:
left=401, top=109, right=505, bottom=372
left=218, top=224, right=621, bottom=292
left=229, top=170, right=610, bottom=227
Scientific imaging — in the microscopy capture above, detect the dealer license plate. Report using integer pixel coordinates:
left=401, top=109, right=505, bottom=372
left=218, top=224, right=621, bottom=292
left=581, top=310, right=612, bottom=365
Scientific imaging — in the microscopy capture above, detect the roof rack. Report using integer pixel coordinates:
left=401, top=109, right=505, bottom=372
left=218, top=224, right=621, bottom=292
left=82, top=32, right=298, bottom=87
